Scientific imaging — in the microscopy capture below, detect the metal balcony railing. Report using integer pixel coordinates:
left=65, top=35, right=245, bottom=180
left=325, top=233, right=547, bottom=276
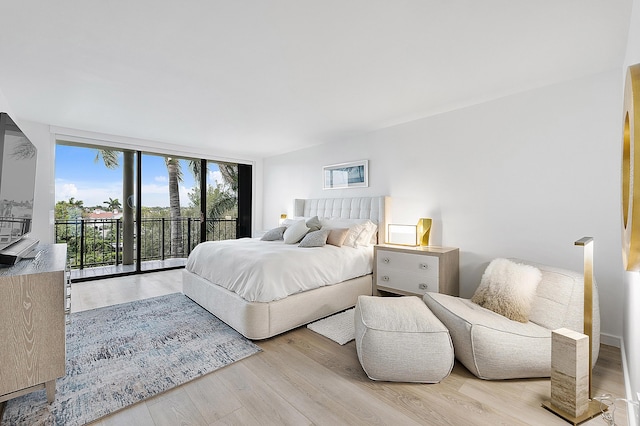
left=54, top=217, right=237, bottom=270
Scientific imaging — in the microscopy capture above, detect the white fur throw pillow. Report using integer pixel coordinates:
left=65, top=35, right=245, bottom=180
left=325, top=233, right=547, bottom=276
left=471, top=258, right=542, bottom=323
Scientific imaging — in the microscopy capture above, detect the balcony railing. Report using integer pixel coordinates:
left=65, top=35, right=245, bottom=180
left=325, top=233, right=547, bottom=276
left=54, top=217, right=237, bottom=270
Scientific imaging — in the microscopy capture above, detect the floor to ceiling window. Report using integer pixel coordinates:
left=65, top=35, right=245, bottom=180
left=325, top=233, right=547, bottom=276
left=54, top=142, right=250, bottom=280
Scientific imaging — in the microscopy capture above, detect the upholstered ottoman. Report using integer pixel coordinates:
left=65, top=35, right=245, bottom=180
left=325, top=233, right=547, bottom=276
left=354, top=295, right=454, bottom=383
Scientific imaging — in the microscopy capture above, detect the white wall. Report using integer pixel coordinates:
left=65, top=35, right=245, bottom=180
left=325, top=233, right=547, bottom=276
left=264, top=70, right=624, bottom=342
left=0, top=87, right=12, bottom=114
left=623, top=0, right=640, bottom=419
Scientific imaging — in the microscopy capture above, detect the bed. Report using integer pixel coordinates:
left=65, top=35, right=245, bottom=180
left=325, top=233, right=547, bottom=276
left=182, top=196, right=388, bottom=339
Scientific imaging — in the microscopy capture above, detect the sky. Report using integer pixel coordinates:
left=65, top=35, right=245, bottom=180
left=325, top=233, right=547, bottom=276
left=55, top=145, right=223, bottom=209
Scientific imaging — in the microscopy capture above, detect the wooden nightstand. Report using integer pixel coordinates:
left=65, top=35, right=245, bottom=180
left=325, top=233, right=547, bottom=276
left=374, top=244, right=459, bottom=297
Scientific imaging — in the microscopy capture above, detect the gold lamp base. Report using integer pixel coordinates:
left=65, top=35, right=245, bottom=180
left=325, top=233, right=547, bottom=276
left=542, top=400, right=604, bottom=425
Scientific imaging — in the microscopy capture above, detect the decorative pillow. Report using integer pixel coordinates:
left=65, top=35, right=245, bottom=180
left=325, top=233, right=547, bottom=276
left=283, top=220, right=310, bottom=244
left=326, top=228, right=349, bottom=247
left=260, top=226, right=286, bottom=241
left=343, top=222, right=368, bottom=248
left=298, top=229, right=330, bottom=248
left=354, top=220, right=378, bottom=247
left=281, top=218, right=302, bottom=228
left=305, top=216, right=322, bottom=232
left=471, top=258, right=542, bottom=323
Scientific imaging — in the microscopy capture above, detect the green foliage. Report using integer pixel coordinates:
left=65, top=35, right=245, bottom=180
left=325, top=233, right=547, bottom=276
left=103, top=197, right=122, bottom=211
left=55, top=198, right=84, bottom=220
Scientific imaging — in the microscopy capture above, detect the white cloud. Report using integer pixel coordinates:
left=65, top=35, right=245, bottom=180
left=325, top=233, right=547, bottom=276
left=55, top=179, right=197, bottom=209
left=55, top=179, right=121, bottom=208
left=154, top=175, right=167, bottom=183
left=208, top=170, right=223, bottom=187
left=55, top=181, right=78, bottom=201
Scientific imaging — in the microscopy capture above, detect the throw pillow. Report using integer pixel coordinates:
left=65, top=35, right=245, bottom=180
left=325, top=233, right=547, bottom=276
left=305, top=216, right=322, bottom=232
left=298, top=229, right=330, bottom=247
left=260, top=226, right=286, bottom=241
left=283, top=220, right=310, bottom=244
left=326, top=228, right=349, bottom=247
left=354, top=220, right=378, bottom=247
left=343, top=222, right=367, bottom=248
left=471, top=258, right=542, bottom=323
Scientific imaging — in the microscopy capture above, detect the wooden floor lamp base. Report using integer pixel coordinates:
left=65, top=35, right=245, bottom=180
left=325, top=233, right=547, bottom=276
left=542, top=400, right=605, bottom=425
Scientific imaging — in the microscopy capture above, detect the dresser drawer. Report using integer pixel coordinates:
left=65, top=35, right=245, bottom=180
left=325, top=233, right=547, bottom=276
left=376, top=269, right=440, bottom=294
left=376, top=251, right=439, bottom=274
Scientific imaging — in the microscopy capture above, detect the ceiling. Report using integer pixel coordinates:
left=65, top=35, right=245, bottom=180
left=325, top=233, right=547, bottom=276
left=0, top=1, right=632, bottom=158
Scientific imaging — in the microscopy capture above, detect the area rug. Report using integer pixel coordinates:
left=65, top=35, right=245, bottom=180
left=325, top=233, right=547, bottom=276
left=1, top=292, right=261, bottom=426
left=307, top=308, right=355, bottom=345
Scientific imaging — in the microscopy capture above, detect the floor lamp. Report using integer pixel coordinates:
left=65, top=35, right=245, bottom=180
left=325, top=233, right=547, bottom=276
left=542, top=237, right=603, bottom=424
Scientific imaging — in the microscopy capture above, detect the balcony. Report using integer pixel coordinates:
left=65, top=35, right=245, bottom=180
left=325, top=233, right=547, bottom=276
left=54, top=217, right=237, bottom=281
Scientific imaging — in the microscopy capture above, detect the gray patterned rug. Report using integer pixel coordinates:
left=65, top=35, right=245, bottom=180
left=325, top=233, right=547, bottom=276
left=1, top=292, right=261, bottom=426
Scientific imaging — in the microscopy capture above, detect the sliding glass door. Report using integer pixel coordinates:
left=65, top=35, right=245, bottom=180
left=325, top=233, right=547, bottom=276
left=55, top=142, right=251, bottom=279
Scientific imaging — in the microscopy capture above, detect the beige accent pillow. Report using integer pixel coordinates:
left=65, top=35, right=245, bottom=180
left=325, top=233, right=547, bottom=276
left=471, top=258, right=542, bottom=323
left=326, top=228, right=349, bottom=247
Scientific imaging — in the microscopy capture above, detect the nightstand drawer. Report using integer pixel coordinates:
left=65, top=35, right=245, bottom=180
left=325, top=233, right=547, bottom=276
left=376, top=251, right=438, bottom=273
left=376, top=270, right=439, bottom=294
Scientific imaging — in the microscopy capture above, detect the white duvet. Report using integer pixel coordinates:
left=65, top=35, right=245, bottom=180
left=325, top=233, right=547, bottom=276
left=185, top=238, right=374, bottom=302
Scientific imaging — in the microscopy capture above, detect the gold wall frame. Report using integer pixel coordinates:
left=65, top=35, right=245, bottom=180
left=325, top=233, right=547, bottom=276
left=623, top=63, right=640, bottom=271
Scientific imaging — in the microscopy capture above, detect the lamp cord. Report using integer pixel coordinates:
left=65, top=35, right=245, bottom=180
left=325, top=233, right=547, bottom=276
left=593, top=393, right=639, bottom=425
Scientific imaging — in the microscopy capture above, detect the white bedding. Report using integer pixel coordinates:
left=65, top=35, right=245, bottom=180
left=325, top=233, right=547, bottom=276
left=185, top=238, right=374, bottom=302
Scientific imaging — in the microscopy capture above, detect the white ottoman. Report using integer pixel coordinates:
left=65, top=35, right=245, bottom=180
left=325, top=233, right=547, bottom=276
left=354, top=295, right=454, bottom=383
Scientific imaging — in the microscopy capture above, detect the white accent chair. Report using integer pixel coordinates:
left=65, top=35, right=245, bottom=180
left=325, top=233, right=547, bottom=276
left=423, top=259, right=600, bottom=380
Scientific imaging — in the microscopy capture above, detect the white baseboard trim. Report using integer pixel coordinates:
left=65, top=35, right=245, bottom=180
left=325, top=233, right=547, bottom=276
left=601, top=332, right=622, bottom=347
left=621, top=340, right=640, bottom=426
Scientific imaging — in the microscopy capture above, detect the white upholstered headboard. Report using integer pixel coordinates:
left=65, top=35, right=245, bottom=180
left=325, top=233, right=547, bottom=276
left=293, top=196, right=389, bottom=243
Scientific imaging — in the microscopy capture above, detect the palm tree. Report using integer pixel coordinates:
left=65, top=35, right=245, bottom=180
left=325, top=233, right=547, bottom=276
left=165, top=157, right=184, bottom=257
left=94, top=149, right=119, bottom=169
left=103, top=197, right=122, bottom=211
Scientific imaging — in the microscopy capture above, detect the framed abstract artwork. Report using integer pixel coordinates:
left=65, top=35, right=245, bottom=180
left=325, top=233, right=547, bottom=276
left=323, top=160, right=368, bottom=190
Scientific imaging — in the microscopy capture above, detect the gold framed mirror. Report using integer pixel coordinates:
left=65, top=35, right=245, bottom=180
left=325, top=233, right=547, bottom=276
left=622, top=63, right=640, bottom=271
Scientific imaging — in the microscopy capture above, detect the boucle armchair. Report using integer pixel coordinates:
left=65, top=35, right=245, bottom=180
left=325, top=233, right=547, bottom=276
left=423, top=259, right=600, bottom=380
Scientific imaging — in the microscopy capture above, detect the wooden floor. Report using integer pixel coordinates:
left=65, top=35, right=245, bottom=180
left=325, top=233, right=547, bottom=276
left=69, top=271, right=628, bottom=426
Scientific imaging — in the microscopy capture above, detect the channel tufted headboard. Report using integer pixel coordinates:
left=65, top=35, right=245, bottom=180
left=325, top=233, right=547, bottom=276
left=293, top=196, right=389, bottom=243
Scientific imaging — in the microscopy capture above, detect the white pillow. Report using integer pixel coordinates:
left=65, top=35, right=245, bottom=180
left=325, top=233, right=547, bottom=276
left=471, top=258, right=542, bottom=323
left=283, top=220, right=310, bottom=244
left=343, top=222, right=367, bottom=248
left=321, top=218, right=375, bottom=248
left=281, top=218, right=303, bottom=228
left=354, top=220, right=378, bottom=247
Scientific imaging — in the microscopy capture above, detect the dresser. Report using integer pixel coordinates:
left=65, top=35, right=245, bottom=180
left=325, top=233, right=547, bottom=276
left=0, top=243, right=69, bottom=404
left=374, top=244, right=459, bottom=297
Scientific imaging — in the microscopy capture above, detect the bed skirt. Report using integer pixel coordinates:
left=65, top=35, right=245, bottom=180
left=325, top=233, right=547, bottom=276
left=182, top=269, right=373, bottom=340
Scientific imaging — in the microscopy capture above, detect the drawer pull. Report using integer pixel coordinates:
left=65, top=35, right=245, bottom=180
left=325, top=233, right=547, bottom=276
left=382, top=275, right=390, bottom=282
left=418, top=283, right=429, bottom=290
left=382, top=257, right=390, bottom=264
left=419, top=263, right=429, bottom=270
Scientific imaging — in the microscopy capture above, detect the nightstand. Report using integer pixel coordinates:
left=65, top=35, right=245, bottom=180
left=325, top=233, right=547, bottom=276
left=374, top=244, right=459, bottom=297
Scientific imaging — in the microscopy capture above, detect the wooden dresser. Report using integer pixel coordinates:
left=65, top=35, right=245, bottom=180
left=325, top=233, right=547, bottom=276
left=0, top=243, right=68, bottom=404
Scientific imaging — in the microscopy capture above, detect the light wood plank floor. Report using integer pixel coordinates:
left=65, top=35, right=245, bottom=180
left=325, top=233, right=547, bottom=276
left=68, top=270, right=628, bottom=426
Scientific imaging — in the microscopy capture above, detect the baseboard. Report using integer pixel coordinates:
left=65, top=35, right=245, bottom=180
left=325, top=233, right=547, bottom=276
left=621, top=340, right=640, bottom=426
left=600, top=332, right=622, bottom=348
